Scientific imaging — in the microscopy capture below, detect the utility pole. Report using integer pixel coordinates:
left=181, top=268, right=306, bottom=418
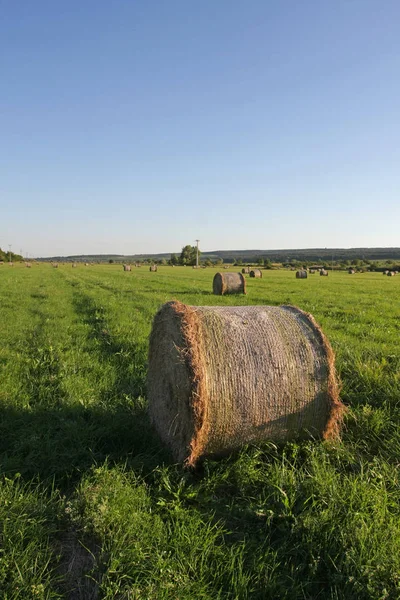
left=8, top=244, right=11, bottom=263
left=195, top=239, right=200, bottom=268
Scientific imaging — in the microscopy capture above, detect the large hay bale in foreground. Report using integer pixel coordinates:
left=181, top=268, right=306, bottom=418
left=296, top=270, right=307, bottom=279
left=148, top=301, right=343, bottom=465
left=250, top=269, right=262, bottom=278
left=213, top=272, right=246, bottom=295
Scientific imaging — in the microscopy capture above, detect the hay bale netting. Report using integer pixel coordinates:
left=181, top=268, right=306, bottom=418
left=148, top=302, right=343, bottom=465
left=123, top=264, right=131, bottom=272
left=320, top=269, right=328, bottom=276
left=249, top=269, right=262, bottom=278
left=296, top=270, right=307, bottom=279
left=150, top=265, right=158, bottom=272
left=213, top=272, right=246, bottom=295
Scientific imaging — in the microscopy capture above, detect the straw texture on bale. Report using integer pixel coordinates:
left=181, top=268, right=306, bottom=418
left=320, top=270, right=328, bottom=276
left=213, top=272, right=246, bottom=295
left=148, top=301, right=343, bottom=466
left=296, top=270, right=307, bottom=279
left=250, top=269, right=262, bottom=278
left=123, top=264, right=131, bottom=271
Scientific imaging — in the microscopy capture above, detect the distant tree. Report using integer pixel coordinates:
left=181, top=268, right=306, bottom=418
left=109, top=259, right=114, bottom=264
left=169, top=253, right=179, bottom=266
left=179, top=245, right=200, bottom=266
left=264, top=259, right=272, bottom=269
left=257, top=258, right=264, bottom=266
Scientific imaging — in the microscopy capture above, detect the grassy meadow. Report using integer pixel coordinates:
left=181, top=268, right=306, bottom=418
left=0, top=262, right=399, bottom=599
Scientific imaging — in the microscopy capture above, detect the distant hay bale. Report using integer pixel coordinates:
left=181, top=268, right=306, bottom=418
left=52, top=263, right=58, bottom=268
left=320, top=270, right=328, bottom=276
left=309, top=269, right=315, bottom=274
left=348, top=269, right=355, bottom=274
left=150, top=265, right=158, bottom=272
left=387, top=271, right=395, bottom=276
left=241, top=267, right=250, bottom=274
left=72, top=263, right=77, bottom=268
left=123, top=264, right=131, bottom=272
left=250, top=269, right=262, bottom=278
left=9, top=262, right=13, bottom=267
left=223, top=265, right=229, bottom=269
left=296, top=270, right=307, bottom=279
left=148, top=301, right=344, bottom=465
left=25, top=262, right=32, bottom=268
left=213, top=272, right=246, bottom=295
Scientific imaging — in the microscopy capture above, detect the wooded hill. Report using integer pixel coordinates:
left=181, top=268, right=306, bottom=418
left=37, top=247, right=400, bottom=264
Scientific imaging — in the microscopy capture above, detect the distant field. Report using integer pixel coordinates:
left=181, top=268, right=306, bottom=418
left=0, top=263, right=399, bottom=599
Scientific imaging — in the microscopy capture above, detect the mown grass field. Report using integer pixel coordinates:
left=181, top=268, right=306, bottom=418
left=0, top=263, right=399, bottom=599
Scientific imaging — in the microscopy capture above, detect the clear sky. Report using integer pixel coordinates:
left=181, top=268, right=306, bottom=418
left=1, top=1, right=399, bottom=257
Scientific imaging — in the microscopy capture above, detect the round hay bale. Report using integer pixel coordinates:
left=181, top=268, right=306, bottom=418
left=387, top=271, right=395, bottom=276
left=309, top=269, right=315, bottom=274
left=150, top=265, right=158, bottom=272
left=296, top=270, right=307, bottom=279
left=348, top=269, right=355, bottom=274
left=241, top=267, right=250, bottom=274
left=249, top=269, right=262, bottom=278
left=213, top=272, right=246, bottom=295
left=320, top=270, right=328, bottom=276
left=384, top=270, right=389, bottom=275
left=123, top=264, right=131, bottom=272
left=148, top=301, right=343, bottom=465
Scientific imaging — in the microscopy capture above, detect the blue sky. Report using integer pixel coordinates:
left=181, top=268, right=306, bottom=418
left=1, top=0, right=399, bottom=257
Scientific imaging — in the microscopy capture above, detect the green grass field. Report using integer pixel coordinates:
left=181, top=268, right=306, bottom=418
left=0, top=263, right=399, bottom=599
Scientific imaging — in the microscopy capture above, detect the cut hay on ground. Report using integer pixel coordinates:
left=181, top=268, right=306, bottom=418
left=213, top=272, right=246, bottom=295
left=147, top=301, right=344, bottom=466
